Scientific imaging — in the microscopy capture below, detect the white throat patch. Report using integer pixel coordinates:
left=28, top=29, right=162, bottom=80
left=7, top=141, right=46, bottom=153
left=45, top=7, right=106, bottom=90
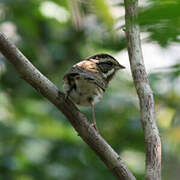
left=102, top=68, right=115, bottom=78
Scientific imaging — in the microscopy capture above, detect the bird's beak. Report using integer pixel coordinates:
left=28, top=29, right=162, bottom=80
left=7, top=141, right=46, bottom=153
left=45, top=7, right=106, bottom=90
left=116, top=64, right=125, bottom=70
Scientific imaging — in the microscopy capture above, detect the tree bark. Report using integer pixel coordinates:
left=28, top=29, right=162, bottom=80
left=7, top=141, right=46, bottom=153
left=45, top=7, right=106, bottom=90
left=124, top=0, right=161, bottom=180
left=0, top=32, right=136, bottom=180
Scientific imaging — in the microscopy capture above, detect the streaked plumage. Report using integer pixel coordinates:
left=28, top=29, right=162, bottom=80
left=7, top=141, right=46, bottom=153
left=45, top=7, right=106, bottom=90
left=63, top=53, right=125, bottom=131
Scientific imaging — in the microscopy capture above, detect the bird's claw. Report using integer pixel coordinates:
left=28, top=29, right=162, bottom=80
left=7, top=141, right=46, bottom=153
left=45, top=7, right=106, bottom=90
left=90, top=123, right=99, bottom=133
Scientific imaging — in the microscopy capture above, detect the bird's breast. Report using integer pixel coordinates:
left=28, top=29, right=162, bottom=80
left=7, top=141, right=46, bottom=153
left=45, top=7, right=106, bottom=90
left=63, top=76, right=104, bottom=106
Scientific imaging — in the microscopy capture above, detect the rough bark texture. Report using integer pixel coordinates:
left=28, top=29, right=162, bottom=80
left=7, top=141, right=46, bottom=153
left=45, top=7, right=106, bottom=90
left=0, top=32, right=136, bottom=180
left=124, top=0, right=161, bottom=180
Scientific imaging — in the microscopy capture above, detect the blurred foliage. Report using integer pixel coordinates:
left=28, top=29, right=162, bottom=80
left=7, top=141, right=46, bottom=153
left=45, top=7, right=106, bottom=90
left=139, top=0, right=180, bottom=46
left=0, top=0, right=180, bottom=180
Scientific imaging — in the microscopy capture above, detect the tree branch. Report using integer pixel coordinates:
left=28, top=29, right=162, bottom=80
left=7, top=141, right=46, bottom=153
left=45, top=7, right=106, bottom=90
left=124, top=0, right=161, bottom=179
left=0, top=32, right=136, bottom=180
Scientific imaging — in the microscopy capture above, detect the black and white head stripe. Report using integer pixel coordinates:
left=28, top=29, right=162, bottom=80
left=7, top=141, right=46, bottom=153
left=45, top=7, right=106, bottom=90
left=86, top=53, right=125, bottom=70
left=86, top=53, right=116, bottom=61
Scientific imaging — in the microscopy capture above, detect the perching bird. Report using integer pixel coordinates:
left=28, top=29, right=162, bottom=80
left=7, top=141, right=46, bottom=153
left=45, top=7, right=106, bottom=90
left=63, top=53, right=125, bottom=131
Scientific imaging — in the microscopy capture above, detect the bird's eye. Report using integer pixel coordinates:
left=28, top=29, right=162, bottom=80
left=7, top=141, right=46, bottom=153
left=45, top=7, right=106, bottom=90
left=106, top=61, right=113, bottom=66
left=98, top=62, right=113, bottom=73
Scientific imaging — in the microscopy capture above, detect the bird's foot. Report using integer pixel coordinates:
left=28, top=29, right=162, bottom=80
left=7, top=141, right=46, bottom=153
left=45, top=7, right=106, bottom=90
left=64, top=92, right=70, bottom=102
left=90, top=123, right=99, bottom=133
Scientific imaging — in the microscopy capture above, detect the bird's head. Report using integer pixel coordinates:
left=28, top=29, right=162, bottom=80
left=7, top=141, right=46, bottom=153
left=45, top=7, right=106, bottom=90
left=87, top=53, right=125, bottom=81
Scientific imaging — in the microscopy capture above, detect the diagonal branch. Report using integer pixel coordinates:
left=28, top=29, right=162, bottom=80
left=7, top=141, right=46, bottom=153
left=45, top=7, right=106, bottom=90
left=124, top=0, right=161, bottom=179
left=0, top=32, right=136, bottom=180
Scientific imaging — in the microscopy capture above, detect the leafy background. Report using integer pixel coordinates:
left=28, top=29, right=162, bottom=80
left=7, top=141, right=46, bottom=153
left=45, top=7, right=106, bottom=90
left=0, top=0, right=180, bottom=179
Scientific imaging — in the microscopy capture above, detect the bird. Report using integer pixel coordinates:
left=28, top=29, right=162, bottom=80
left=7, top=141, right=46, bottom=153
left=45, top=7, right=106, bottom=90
left=63, top=53, right=125, bottom=131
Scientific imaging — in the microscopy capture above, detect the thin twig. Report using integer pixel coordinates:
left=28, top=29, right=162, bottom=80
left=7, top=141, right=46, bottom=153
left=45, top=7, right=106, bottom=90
left=124, top=0, right=161, bottom=179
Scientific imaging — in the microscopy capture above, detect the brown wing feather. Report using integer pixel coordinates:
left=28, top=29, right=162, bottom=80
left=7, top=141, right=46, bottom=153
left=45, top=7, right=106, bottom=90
left=63, top=61, right=106, bottom=91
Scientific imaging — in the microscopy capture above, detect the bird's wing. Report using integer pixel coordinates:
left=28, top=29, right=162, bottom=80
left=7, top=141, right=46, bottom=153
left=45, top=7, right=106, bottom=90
left=63, top=67, right=79, bottom=81
left=63, top=67, right=105, bottom=92
left=80, top=73, right=105, bottom=92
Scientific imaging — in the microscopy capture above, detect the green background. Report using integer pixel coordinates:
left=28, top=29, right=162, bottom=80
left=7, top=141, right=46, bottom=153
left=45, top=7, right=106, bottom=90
left=0, top=0, right=180, bottom=179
